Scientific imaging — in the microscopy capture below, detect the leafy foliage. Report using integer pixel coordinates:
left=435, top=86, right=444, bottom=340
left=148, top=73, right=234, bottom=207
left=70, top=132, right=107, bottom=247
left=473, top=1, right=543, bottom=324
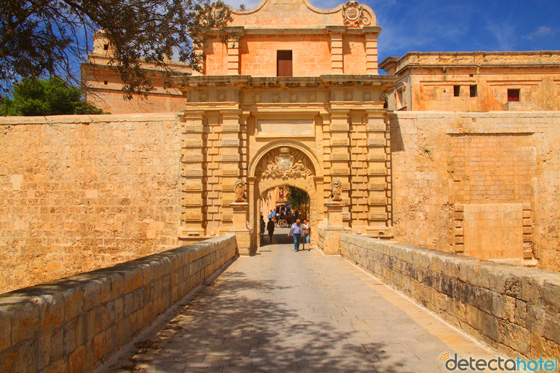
left=286, top=186, right=309, bottom=213
left=0, top=0, right=231, bottom=98
left=0, top=77, right=106, bottom=116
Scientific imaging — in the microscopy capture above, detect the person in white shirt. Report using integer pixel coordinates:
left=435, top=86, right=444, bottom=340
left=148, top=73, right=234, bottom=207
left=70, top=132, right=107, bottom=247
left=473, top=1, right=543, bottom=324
left=288, top=219, right=302, bottom=252
left=301, top=219, right=310, bottom=250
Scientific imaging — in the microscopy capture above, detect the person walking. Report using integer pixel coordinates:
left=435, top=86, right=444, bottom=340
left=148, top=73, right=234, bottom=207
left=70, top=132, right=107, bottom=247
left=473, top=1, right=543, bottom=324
left=266, top=218, right=275, bottom=243
left=288, top=219, right=302, bottom=252
left=302, top=219, right=310, bottom=250
left=259, top=215, right=265, bottom=241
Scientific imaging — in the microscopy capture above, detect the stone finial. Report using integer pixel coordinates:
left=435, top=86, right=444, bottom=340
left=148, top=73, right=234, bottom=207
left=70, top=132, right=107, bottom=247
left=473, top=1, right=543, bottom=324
left=234, top=179, right=247, bottom=202
left=330, top=179, right=343, bottom=201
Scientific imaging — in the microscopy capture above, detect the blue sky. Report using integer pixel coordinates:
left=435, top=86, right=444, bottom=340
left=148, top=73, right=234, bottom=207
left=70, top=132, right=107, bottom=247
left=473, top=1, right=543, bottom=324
left=225, top=0, right=560, bottom=63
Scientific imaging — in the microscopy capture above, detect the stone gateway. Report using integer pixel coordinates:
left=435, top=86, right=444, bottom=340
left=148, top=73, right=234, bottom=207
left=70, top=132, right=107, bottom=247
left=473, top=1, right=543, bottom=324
left=1, top=0, right=560, bottom=293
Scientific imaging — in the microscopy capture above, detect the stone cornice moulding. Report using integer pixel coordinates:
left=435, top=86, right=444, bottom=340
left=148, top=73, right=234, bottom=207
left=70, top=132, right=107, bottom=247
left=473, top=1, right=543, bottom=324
left=208, top=25, right=381, bottom=36
left=173, top=75, right=396, bottom=89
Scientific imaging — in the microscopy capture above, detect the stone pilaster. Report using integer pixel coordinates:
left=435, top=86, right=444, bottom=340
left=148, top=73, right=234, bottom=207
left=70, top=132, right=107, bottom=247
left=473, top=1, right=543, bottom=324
left=363, top=26, right=380, bottom=74
left=349, top=114, right=369, bottom=232
left=321, top=113, right=333, bottom=216
left=365, top=110, right=392, bottom=237
left=227, top=39, right=240, bottom=75
left=327, top=26, right=346, bottom=74
left=220, top=109, right=243, bottom=233
left=329, top=109, right=352, bottom=227
left=226, top=26, right=244, bottom=76
left=179, top=110, right=207, bottom=239
left=205, top=113, right=222, bottom=236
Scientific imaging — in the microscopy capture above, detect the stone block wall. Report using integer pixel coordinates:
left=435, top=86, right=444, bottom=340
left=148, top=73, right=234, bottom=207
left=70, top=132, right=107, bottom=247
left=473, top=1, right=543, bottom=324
left=339, top=234, right=560, bottom=360
left=391, top=112, right=560, bottom=271
left=0, top=235, right=238, bottom=372
left=0, top=114, right=183, bottom=294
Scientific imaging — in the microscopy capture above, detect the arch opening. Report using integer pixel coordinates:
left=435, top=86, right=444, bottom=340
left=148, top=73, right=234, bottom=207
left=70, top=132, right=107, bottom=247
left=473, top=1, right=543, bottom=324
left=248, top=144, right=323, bottom=252
left=257, top=185, right=312, bottom=247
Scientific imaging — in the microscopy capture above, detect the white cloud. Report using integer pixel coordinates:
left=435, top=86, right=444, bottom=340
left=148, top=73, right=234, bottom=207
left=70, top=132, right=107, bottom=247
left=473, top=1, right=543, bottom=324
left=524, top=26, right=557, bottom=40
left=485, top=20, right=516, bottom=51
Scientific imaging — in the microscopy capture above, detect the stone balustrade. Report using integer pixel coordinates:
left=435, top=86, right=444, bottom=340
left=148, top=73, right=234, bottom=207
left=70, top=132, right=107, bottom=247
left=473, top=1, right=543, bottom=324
left=338, top=234, right=560, bottom=359
left=0, top=235, right=238, bottom=372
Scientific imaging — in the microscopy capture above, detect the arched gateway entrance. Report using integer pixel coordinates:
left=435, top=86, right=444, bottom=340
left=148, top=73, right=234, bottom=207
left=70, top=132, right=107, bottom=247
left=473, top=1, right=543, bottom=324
left=248, top=141, right=323, bottom=252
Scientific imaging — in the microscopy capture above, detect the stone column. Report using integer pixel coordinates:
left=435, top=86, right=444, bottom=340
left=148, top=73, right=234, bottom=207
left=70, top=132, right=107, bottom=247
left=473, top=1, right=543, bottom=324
left=179, top=110, right=207, bottom=239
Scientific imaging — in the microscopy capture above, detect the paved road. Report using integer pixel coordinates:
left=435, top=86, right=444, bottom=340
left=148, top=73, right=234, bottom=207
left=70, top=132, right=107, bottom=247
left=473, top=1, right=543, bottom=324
left=107, top=233, right=498, bottom=372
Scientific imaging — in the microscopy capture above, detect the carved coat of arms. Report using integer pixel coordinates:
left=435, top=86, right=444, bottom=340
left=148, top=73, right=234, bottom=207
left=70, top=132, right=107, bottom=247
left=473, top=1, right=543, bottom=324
left=343, top=1, right=372, bottom=27
left=260, top=147, right=313, bottom=180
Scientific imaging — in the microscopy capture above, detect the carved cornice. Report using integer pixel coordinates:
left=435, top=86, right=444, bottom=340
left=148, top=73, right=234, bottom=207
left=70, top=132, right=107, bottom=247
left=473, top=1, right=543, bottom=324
left=173, top=74, right=396, bottom=88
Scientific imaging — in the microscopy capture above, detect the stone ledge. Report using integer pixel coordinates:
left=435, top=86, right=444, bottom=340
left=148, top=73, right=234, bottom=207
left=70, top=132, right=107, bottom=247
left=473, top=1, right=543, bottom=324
left=0, top=113, right=179, bottom=125
left=0, top=235, right=238, bottom=372
left=338, top=234, right=560, bottom=360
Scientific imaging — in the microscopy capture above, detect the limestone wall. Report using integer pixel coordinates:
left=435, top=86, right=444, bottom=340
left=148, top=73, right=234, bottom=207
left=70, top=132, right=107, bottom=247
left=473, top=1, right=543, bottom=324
left=391, top=112, right=560, bottom=271
left=0, top=114, right=183, bottom=294
left=0, top=235, right=238, bottom=372
left=339, top=234, right=560, bottom=359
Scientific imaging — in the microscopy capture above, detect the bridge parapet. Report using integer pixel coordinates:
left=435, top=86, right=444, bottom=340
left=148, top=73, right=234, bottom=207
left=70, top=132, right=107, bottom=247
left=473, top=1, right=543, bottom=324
left=339, top=234, right=560, bottom=360
left=0, top=235, right=238, bottom=372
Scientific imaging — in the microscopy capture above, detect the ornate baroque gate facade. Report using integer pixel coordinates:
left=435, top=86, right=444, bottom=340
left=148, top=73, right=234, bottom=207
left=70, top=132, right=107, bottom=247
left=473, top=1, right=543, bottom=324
left=175, top=0, right=395, bottom=253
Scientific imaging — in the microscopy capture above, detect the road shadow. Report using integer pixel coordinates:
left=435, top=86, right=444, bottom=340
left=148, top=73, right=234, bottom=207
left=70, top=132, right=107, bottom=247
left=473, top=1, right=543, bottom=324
left=110, top=271, right=407, bottom=372
left=259, top=227, right=294, bottom=246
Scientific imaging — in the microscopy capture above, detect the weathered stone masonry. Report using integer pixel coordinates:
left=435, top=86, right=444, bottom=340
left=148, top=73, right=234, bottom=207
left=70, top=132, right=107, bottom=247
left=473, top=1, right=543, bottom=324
left=390, top=112, right=560, bottom=271
left=0, top=114, right=183, bottom=294
left=0, top=235, right=237, bottom=372
left=337, top=234, right=560, bottom=360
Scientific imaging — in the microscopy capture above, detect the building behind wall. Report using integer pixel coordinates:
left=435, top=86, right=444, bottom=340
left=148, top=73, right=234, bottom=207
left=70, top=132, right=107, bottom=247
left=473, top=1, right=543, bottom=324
left=380, top=51, right=560, bottom=112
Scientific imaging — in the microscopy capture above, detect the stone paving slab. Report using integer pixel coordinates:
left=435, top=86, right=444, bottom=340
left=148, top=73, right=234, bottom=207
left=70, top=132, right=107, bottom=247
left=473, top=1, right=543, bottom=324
left=106, top=240, right=502, bottom=373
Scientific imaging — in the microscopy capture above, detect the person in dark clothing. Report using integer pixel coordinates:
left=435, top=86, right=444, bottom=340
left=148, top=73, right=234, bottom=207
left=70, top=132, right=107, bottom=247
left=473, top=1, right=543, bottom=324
left=260, top=215, right=265, bottom=237
left=266, top=219, right=275, bottom=242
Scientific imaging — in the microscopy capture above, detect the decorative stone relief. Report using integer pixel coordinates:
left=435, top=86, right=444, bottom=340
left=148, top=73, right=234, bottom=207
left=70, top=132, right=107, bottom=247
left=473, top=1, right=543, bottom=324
left=342, top=1, right=372, bottom=28
left=330, top=179, right=343, bottom=201
left=234, top=179, right=247, bottom=202
left=257, top=147, right=314, bottom=180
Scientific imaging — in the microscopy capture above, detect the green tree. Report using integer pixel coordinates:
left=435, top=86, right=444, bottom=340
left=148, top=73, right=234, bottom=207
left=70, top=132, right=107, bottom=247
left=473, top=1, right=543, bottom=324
left=0, top=0, right=231, bottom=98
left=286, top=186, right=310, bottom=217
left=0, top=77, right=106, bottom=116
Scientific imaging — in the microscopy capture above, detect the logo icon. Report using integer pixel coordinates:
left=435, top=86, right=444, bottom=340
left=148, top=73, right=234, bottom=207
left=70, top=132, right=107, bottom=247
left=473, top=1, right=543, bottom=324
left=439, top=353, right=450, bottom=362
